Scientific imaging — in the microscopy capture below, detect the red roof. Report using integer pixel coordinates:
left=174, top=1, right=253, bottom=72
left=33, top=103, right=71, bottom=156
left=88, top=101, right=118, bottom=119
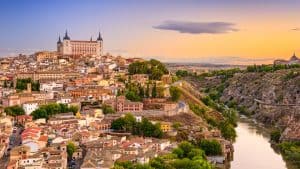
left=38, top=135, right=48, bottom=142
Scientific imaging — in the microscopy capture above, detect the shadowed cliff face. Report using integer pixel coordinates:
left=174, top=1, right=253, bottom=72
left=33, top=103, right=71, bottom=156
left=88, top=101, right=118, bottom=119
left=220, top=68, right=300, bottom=141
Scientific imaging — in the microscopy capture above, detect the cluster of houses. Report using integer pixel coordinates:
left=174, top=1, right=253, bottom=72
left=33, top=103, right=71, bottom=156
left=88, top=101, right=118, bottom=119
left=0, top=52, right=232, bottom=168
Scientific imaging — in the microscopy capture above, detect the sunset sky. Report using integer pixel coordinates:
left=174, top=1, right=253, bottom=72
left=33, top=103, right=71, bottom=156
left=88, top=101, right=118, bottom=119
left=0, top=0, right=300, bottom=64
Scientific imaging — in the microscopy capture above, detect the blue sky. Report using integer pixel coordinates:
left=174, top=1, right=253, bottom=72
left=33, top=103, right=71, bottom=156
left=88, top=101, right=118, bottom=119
left=0, top=0, right=300, bottom=64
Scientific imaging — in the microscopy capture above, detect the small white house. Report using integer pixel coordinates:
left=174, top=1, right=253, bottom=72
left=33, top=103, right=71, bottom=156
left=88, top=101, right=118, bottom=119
left=56, top=97, right=72, bottom=104
left=40, top=82, right=63, bottom=92
left=23, top=102, right=39, bottom=115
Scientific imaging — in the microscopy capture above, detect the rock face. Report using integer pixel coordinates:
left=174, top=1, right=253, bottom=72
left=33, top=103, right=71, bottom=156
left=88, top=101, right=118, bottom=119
left=220, top=69, right=300, bottom=141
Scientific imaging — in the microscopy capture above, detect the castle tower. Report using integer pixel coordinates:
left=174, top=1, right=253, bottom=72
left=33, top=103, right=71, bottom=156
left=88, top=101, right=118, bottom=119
left=97, top=31, right=103, bottom=56
left=62, top=30, right=72, bottom=55
left=57, top=35, right=62, bottom=54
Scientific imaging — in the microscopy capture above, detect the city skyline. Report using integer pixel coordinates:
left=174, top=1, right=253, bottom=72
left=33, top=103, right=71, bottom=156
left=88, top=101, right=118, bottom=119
left=1, top=0, right=300, bottom=64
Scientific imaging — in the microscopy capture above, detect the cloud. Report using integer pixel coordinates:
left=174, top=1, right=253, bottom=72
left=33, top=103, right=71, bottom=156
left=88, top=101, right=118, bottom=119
left=153, top=20, right=238, bottom=34
left=291, top=28, right=300, bottom=31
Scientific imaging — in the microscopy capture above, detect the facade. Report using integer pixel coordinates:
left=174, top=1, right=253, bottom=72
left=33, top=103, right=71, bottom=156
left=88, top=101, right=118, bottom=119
left=57, top=31, right=103, bottom=56
left=35, top=51, right=58, bottom=62
left=105, top=96, right=143, bottom=113
left=16, top=71, right=80, bottom=81
left=22, top=102, right=39, bottom=115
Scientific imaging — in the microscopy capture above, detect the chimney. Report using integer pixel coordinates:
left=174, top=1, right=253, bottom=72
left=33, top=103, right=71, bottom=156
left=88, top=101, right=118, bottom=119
left=27, top=83, right=32, bottom=93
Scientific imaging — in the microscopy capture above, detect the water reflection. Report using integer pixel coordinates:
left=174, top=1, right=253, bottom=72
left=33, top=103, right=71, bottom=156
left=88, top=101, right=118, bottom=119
left=230, top=121, right=288, bottom=169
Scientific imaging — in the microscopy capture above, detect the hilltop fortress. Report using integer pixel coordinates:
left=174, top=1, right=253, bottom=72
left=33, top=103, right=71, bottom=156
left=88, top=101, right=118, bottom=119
left=57, top=31, right=103, bottom=57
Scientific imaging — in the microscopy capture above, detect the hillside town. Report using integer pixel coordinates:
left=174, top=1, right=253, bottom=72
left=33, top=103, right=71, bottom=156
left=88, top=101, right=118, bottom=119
left=0, top=32, right=233, bottom=169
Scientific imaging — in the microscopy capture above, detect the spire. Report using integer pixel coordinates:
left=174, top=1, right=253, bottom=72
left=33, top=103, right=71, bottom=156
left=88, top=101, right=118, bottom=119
left=97, top=31, right=103, bottom=41
left=291, top=52, right=298, bottom=61
left=90, top=36, right=93, bottom=41
left=57, top=35, right=62, bottom=44
left=63, top=30, right=70, bottom=40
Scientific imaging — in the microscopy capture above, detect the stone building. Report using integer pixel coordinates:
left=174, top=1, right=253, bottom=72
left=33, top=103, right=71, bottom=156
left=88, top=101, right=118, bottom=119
left=57, top=30, right=103, bottom=57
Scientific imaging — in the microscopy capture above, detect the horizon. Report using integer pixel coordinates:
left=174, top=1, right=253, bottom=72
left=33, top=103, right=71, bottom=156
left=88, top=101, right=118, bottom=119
left=0, top=0, right=300, bottom=64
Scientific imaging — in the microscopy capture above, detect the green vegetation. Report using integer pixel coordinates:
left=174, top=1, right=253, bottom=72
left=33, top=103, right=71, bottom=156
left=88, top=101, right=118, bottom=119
left=67, top=141, right=76, bottom=158
left=102, top=104, right=115, bottom=114
left=113, top=141, right=213, bottom=169
left=270, top=129, right=281, bottom=143
left=4, top=105, right=25, bottom=116
left=246, top=64, right=300, bottom=73
left=111, top=113, right=163, bottom=138
left=197, top=139, right=222, bottom=156
left=128, top=59, right=169, bottom=80
left=31, top=103, right=78, bottom=120
left=16, top=78, right=40, bottom=91
left=219, top=121, right=236, bottom=141
left=278, top=141, right=300, bottom=167
left=124, top=81, right=164, bottom=101
left=151, top=83, right=157, bottom=98
left=169, top=86, right=181, bottom=102
left=189, top=102, right=237, bottom=141
left=284, top=70, right=299, bottom=81
left=175, top=70, right=189, bottom=77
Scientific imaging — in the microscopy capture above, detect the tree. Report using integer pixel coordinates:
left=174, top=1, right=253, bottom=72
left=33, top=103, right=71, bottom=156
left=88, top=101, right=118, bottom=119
left=139, top=86, right=145, bottom=98
left=67, top=142, right=76, bottom=158
left=111, top=114, right=163, bottom=138
left=102, top=104, right=115, bottom=114
left=16, top=78, right=40, bottom=91
left=145, top=83, right=150, bottom=98
left=149, top=157, right=171, bottom=169
left=4, top=106, right=25, bottom=116
left=69, top=105, right=78, bottom=114
left=151, top=83, right=157, bottom=98
left=219, top=121, right=236, bottom=141
left=172, top=148, right=184, bottom=158
left=187, top=148, right=205, bottom=159
left=128, top=59, right=168, bottom=80
left=31, top=109, right=48, bottom=119
left=270, top=130, right=281, bottom=143
left=111, top=118, right=126, bottom=131
left=198, top=139, right=222, bottom=156
left=30, top=103, right=78, bottom=120
left=126, top=91, right=141, bottom=101
left=178, top=141, right=194, bottom=157
left=169, top=86, right=181, bottom=101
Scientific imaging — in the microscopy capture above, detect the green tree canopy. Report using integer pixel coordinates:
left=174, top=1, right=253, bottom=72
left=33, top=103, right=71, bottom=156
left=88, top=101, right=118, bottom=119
left=169, top=86, right=181, bottom=101
left=67, top=142, right=76, bottom=158
left=198, top=139, right=222, bottom=156
left=4, top=105, right=25, bottom=116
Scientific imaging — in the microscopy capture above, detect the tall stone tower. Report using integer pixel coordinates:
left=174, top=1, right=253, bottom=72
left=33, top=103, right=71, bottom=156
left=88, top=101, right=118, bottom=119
left=97, top=32, right=103, bottom=56
left=62, top=30, right=72, bottom=55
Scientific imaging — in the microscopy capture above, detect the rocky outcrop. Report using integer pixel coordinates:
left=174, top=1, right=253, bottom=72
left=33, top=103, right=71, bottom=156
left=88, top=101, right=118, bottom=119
left=220, top=69, right=300, bottom=141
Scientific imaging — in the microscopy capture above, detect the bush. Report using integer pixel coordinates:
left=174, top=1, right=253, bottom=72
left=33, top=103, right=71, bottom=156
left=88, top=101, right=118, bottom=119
left=270, top=130, right=281, bottom=143
left=198, top=139, right=222, bottom=156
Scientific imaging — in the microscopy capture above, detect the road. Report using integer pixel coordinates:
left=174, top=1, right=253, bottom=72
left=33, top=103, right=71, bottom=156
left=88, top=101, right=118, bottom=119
left=0, top=126, right=22, bottom=168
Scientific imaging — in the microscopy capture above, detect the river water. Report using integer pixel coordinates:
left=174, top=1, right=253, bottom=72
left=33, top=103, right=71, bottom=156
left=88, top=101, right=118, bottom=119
left=230, top=121, right=288, bottom=169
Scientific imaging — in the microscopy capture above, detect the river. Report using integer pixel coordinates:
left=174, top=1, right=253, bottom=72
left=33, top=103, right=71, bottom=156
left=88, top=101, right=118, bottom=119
left=230, top=121, right=288, bottom=169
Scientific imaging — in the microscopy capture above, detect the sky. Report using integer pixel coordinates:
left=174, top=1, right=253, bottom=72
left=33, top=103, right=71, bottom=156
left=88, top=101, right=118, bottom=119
left=0, top=0, right=300, bottom=64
